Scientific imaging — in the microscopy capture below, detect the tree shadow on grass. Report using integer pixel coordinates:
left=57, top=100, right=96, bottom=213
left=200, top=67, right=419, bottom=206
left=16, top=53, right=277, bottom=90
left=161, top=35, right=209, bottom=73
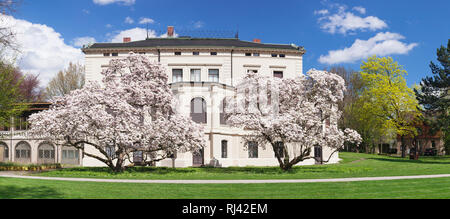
left=0, top=185, right=63, bottom=199
left=368, top=158, right=450, bottom=165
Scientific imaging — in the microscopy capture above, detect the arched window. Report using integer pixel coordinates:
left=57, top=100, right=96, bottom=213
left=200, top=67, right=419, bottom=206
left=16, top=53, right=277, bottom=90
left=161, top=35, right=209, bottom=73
left=0, top=142, right=8, bottom=161
left=38, top=143, right=55, bottom=164
left=191, top=98, right=207, bottom=124
left=15, top=141, right=31, bottom=164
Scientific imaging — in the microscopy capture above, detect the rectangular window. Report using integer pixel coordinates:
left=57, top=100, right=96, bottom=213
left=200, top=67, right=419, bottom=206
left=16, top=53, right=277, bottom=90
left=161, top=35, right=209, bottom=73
left=274, top=142, right=285, bottom=158
left=112, top=53, right=118, bottom=56
left=208, top=69, right=219, bottom=83
left=103, top=53, right=110, bottom=57
left=248, top=142, right=258, bottom=158
left=222, top=141, right=228, bottom=158
left=247, top=69, right=258, bottom=74
left=279, top=54, right=286, bottom=58
left=106, top=146, right=115, bottom=158
left=253, top=53, right=260, bottom=57
left=68, top=150, right=75, bottom=159
left=245, top=53, right=252, bottom=56
left=175, top=52, right=182, bottom=56
left=139, top=52, right=146, bottom=55
left=191, top=69, right=201, bottom=82
left=193, top=52, right=200, bottom=56
left=274, top=71, right=284, bottom=78
left=172, top=69, right=183, bottom=83
left=272, top=54, right=278, bottom=57
left=211, top=52, right=217, bottom=56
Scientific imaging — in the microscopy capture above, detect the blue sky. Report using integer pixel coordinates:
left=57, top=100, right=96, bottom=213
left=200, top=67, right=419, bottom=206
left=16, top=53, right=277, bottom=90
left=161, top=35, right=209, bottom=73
left=6, top=0, right=450, bottom=86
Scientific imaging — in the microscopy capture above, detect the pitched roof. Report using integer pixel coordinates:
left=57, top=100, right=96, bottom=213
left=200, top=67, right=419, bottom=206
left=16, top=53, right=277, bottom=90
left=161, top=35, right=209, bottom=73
left=83, top=38, right=305, bottom=52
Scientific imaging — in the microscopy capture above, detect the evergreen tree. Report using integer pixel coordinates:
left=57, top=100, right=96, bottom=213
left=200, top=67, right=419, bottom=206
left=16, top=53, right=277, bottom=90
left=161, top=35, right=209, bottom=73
left=415, top=39, right=450, bottom=153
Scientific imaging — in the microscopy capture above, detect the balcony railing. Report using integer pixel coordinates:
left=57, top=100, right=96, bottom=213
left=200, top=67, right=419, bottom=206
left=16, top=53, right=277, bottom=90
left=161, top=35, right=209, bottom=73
left=0, top=130, right=38, bottom=139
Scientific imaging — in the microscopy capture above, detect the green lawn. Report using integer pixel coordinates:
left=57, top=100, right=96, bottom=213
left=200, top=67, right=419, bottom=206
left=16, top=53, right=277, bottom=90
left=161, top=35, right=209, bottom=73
left=1, top=177, right=450, bottom=199
left=33, top=152, right=450, bottom=180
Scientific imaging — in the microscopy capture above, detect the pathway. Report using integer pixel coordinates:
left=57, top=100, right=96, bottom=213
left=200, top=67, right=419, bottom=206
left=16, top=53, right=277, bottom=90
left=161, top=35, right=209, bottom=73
left=1, top=173, right=450, bottom=184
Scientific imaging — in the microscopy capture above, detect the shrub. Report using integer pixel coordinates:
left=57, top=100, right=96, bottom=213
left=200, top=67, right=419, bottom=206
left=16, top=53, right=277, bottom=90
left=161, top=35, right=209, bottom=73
left=0, top=163, right=62, bottom=171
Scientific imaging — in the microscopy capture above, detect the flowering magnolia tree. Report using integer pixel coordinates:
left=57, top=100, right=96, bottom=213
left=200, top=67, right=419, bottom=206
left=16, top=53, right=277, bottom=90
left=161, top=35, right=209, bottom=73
left=29, top=53, right=205, bottom=172
left=225, top=69, right=362, bottom=171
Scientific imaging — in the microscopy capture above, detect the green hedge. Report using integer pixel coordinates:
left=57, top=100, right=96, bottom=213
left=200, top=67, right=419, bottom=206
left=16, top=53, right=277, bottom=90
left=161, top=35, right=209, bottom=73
left=0, top=163, right=62, bottom=171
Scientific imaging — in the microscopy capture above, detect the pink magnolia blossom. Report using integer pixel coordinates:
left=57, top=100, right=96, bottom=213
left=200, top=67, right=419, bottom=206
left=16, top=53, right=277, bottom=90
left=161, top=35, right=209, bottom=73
left=225, top=69, right=361, bottom=170
left=29, top=53, right=205, bottom=172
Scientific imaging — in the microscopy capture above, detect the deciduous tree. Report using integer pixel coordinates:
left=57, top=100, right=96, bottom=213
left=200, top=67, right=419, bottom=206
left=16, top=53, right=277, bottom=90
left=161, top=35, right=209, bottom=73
left=29, top=53, right=206, bottom=172
left=224, top=70, right=362, bottom=171
left=45, top=62, right=85, bottom=100
left=358, top=56, right=421, bottom=157
left=0, top=61, right=27, bottom=129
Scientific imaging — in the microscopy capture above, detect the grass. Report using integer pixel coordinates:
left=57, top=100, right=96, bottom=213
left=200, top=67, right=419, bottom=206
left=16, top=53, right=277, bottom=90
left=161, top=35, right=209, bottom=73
left=33, top=152, right=450, bottom=180
left=1, top=176, right=450, bottom=199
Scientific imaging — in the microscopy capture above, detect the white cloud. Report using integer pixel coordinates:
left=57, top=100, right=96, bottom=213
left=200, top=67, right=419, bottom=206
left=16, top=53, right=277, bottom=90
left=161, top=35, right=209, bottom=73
left=316, top=6, right=387, bottom=35
left=124, top=16, right=134, bottom=24
left=109, top=27, right=179, bottom=42
left=314, top=9, right=329, bottom=15
left=352, top=6, right=366, bottom=14
left=139, top=17, right=154, bottom=25
left=192, top=21, right=204, bottom=29
left=110, top=28, right=156, bottom=42
left=319, top=32, right=418, bottom=65
left=72, top=36, right=96, bottom=47
left=105, top=24, right=113, bottom=28
left=93, top=0, right=135, bottom=6
left=0, top=15, right=84, bottom=86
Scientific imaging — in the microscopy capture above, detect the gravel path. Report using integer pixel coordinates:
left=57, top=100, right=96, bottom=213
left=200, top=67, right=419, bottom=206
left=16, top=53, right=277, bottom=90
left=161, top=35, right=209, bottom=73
left=1, top=173, right=450, bottom=184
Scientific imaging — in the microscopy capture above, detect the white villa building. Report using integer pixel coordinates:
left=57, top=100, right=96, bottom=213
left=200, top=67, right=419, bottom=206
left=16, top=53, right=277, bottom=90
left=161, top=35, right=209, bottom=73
left=0, top=26, right=341, bottom=167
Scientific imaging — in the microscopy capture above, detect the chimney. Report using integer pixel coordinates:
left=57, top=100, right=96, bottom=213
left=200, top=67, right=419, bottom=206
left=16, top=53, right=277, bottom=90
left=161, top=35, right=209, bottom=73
left=253, top=39, right=261, bottom=43
left=123, top=37, right=131, bottom=43
left=168, top=26, right=174, bottom=37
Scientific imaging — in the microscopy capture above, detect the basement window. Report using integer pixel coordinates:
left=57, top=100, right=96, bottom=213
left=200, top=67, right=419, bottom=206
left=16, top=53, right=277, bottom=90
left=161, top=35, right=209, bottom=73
left=193, top=52, right=200, bottom=56
left=112, top=53, right=118, bottom=56
left=279, top=54, right=286, bottom=58
left=175, top=52, right=182, bottom=56
left=103, top=53, right=110, bottom=57
left=211, top=52, right=218, bottom=56
left=245, top=53, right=252, bottom=56
left=253, top=53, right=260, bottom=57
left=272, top=54, right=278, bottom=57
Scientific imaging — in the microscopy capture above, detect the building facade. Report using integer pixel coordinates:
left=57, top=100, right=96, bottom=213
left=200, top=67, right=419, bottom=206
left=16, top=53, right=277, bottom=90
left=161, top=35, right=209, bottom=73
left=0, top=27, right=341, bottom=168
left=80, top=27, right=340, bottom=168
left=0, top=103, right=82, bottom=165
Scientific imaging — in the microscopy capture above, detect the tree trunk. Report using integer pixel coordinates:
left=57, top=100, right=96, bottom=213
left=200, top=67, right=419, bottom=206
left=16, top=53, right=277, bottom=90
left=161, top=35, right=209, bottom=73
left=401, top=135, right=406, bottom=158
